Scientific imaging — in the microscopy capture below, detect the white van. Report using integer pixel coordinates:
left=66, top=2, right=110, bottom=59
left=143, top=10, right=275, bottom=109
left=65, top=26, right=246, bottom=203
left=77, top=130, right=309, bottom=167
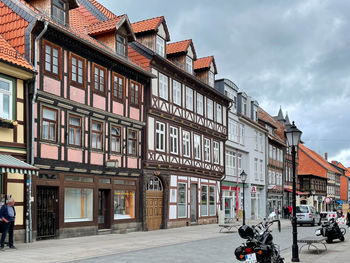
left=296, top=205, right=321, bottom=226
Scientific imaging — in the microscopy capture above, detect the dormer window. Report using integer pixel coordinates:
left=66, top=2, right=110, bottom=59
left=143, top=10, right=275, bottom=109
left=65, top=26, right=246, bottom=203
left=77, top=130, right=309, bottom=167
left=186, top=56, right=193, bottom=74
left=156, top=35, right=165, bottom=57
left=242, top=98, right=247, bottom=115
left=52, top=0, right=67, bottom=25
left=116, top=34, right=126, bottom=57
left=208, top=71, right=214, bottom=87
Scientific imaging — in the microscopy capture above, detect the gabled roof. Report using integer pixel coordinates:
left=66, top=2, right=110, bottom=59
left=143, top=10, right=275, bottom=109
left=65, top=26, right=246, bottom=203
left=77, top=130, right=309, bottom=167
left=299, top=144, right=340, bottom=175
left=166, top=39, right=197, bottom=59
left=194, top=56, right=217, bottom=74
left=86, top=15, right=136, bottom=40
left=258, top=107, right=286, bottom=145
left=86, top=0, right=117, bottom=19
left=131, top=16, right=170, bottom=41
left=0, top=35, right=33, bottom=71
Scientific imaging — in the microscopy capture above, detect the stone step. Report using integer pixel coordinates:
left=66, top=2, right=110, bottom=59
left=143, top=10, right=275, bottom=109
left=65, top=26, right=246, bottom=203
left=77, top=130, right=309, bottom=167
left=97, top=229, right=112, bottom=235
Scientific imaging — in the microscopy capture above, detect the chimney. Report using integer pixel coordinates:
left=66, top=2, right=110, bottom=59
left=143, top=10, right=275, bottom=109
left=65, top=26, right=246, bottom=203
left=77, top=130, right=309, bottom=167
left=325, top=153, right=328, bottom=160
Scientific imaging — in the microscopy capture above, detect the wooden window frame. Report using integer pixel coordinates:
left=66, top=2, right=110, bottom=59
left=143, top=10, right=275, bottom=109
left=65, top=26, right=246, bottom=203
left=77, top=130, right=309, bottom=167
left=116, top=34, right=127, bottom=57
left=92, top=63, right=107, bottom=96
left=112, top=73, right=125, bottom=102
left=127, top=129, right=138, bottom=156
left=42, top=40, right=62, bottom=80
left=51, top=0, right=68, bottom=26
left=111, top=125, right=122, bottom=154
left=129, top=80, right=141, bottom=108
left=68, top=114, right=82, bottom=147
left=69, top=53, right=86, bottom=89
left=41, top=106, right=58, bottom=143
left=91, top=120, right=103, bottom=150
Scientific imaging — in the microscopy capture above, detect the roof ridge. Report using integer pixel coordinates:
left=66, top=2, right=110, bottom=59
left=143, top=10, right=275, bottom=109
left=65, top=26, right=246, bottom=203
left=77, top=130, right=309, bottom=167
left=167, top=39, right=192, bottom=45
left=132, top=16, right=164, bottom=24
left=196, top=55, right=213, bottom=60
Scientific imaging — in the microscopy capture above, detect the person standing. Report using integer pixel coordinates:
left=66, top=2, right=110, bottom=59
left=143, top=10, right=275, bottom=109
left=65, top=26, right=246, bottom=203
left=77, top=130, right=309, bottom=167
left=346, top=209, right=350, bottom=230
left=0, top=198, right=16, bottom=250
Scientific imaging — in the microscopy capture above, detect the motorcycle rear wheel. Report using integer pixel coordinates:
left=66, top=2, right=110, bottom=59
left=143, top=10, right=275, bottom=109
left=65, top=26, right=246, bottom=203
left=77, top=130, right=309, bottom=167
left=340, top=236, right=345, bottom=242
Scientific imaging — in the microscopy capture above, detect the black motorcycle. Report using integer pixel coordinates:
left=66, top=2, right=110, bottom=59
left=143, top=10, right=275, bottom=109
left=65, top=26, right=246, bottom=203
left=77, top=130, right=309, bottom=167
left=315, top=217, right=346, bottom=243
left=234, top=219, right=284, bottom=263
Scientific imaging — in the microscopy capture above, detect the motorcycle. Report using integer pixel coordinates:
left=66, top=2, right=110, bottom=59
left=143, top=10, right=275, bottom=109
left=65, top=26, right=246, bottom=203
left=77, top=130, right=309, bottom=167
left=234, top=219, right=284, bottom=263
left=315, top=217, right=346, bottom=243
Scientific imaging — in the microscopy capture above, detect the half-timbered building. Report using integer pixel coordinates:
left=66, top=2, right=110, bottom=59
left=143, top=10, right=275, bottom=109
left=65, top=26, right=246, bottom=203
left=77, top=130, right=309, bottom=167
left=0, top=0, right=153, bottom=239
left=129, top=17, right=230, bottom=230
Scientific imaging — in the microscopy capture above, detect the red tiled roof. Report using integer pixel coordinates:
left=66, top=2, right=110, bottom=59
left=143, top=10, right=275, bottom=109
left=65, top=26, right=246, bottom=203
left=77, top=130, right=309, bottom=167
left=69, top=5, right=100, bottom=31
left=166, top=39, right=192, bottom=55
left=86, top=16, right=124, bottom=36
left=88, top=0, right=117, bottom=19
left=298, top=144, right=340, bottom=177
left=128, top=45, right=151, bottom=71
left=0, top=35, right=33, bottom=71
left=131, top=16, right=164, bottom=34
left=258, top=107, right=286, bottom=144
left=194, top=56, right=213, bottom=70
left=0, top=2, right=29, bottom=55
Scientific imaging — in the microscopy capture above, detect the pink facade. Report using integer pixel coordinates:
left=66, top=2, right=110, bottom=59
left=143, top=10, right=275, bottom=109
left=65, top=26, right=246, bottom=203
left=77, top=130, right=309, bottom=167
left=41, top=144, right=58, bottom=160
left=128, top=157, right=138, bottom=169
left=129, top=107, right=139, bottom=120
left=90, top=152, right=104, bottom=165
left=43, top=77, right=60, bottom=96
left=70, top=86, right=85, bottom=104
left=68, top=148, right=83, bottom=163
left=112, top=101, right=123, bottom=116
left=93, top=94, right=106, bottom=110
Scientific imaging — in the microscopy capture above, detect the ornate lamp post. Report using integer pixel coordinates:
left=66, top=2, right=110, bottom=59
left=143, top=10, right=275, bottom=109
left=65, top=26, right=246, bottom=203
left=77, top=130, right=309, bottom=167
left=285, top=121, right=302, bottom=262
left=240, top=170, right=247, bottom=225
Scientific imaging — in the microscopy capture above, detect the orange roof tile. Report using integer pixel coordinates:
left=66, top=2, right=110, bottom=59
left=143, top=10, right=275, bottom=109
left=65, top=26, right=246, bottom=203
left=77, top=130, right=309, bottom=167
left=0, top=35, right=33, bottom=71
left=194, top=56, right=213, bottom=70
left=166, top=39, right=193, bottom=55
left=0, top=2, right=29, bottom=55
left=131, top=16, right=164, bottom=34
left=258, top=107, right=286, bottom=144
left=128, top=45, right=151, bottom=71
left=298, top=144, right=340, bottom=177
left=86, top=16, right=124, bottom=36
left=88, top=0, right=117, bottom=19
left=69, top=5, right=100, bottom=31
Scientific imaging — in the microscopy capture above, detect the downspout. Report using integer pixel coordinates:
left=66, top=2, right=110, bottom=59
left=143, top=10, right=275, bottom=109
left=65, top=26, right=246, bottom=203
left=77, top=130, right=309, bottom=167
left=28, top=21, right=49, bottom=243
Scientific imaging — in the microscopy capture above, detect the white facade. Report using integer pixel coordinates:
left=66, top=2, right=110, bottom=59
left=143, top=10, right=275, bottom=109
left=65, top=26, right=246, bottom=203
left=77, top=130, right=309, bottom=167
left=216, top=79, right=267, bottom=220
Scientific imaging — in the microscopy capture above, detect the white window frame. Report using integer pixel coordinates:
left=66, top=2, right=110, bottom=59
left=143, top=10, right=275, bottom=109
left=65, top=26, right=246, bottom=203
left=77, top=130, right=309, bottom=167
left=156, top=121, right=165, bottom=152
left=226, top=150, right=236, bottom=177
left=186, top=56, right=193, bottom=74
left=240, top=124, right=245, bottom=145
left=208, top=70, right=214, bottom=87
left=156, top=35, right=165, bottom=57
left=177, top=183, right=187, bottom=218
left=185, top=87, right=193, bottom=111
left=204, top=138, right=211, bottom=162
left=159, top=72, right=168, bottom=101
left=209, top=185, right=216, bottom=216
left=182, top=130, right=191, bottom=158
left=196, top=93, right=203, bottom=115
left=172, top=79, right=181, bottom=106
left=0, top=77, right=13, bottom=120
left=216, top=104, right=222, bottom=124
left=170, top=126, right=178, bottom=155
left=194, top=134, right=201, bottom=160
left=238, top=154, right=242, bottom=175
left=213, top=141, right=220, bottom=164
left=201, top=185, right=208, bottom=216
left=259, top=160, right=263, bottom=180
left=259, top=133, right=263, bottom=152
left=242, top=99, right=247, bottom=115
left=207, top=98, right=213, bottom=120
left=228, top=119, right=235, bottom=142
left=254, top=158, right=258, bottom=179
left=255, top=131, right=258, bottom=150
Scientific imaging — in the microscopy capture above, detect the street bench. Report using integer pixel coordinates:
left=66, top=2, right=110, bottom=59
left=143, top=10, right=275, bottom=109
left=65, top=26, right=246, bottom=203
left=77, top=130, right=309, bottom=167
left=219, top=224, right=240, bottom=233
left=298, top=237, right=327, bottom=254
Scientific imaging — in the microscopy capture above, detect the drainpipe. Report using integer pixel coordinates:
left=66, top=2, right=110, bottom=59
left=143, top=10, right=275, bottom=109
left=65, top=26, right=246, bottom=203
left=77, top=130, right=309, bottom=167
left=27, top=21, right=49, bottom=243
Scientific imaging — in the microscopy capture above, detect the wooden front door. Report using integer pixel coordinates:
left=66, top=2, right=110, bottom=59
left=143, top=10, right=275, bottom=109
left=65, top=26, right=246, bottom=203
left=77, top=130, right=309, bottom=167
left=146, top=190, right=163, bottom=230
left=98, top=189, right=111, bottom=229
left=146, top=176, right=163, bottom=231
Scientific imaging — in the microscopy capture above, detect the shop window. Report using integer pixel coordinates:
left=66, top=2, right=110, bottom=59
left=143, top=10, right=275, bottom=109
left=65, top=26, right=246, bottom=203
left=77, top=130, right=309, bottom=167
left=209, top=186, right=216, bottom=215
left=111, top=126, right=121, bottom=153
left=64, top=188, right=93, bottom=222
left=65, top=176, right=93, bottom=183
left=201, top=185, right=208, bottom=216
left=91, top=120, right=103, bottom=150
left=68, top=115, right=82, bottom=147
left=178, top=183, right=187, bottom=218
left=128, top=129, right=137, bottom=156
left=70, top=54, right=85, bottom=87
left=99, top=178, right=111, bottom=184
left=114, top=190, right=135, bottom=220
left=42, top=107, right=58, bottom=142
left=115, top=180, right=136, bottom=185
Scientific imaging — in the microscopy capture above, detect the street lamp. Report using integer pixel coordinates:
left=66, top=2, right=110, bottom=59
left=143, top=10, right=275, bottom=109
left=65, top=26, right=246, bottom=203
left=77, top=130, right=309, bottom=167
left=240, top=170, right=247, bottom=225
left=285, top=121, right=302, bottom=262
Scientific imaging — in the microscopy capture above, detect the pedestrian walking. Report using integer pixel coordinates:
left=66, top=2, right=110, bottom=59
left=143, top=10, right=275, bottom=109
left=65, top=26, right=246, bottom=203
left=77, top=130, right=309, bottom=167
left=288, top=205, right=292, bottom=219
left=0, top=198, right=17, bottom=251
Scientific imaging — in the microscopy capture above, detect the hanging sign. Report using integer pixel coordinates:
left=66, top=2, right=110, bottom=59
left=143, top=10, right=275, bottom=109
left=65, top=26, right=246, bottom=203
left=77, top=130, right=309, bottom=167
left=251, top=186, right=257, bottom=194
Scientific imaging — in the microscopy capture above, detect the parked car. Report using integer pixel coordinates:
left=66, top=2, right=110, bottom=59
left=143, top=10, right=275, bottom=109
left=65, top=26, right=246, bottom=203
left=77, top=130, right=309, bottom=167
left=296, top=205, right=321, bottom=226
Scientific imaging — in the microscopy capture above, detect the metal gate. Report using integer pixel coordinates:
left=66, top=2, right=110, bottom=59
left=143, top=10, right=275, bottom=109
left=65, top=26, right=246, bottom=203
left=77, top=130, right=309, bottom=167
left=37, top=187, right=58, bottom=239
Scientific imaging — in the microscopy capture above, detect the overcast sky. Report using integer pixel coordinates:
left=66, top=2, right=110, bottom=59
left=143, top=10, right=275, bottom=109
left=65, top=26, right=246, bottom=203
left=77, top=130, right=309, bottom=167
left=99, top=0, right=350, bottom=166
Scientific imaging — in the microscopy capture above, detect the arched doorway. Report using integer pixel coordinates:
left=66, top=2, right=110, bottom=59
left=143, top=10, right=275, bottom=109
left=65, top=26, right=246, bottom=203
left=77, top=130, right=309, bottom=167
left=146, top=176, right=163, bottom=230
